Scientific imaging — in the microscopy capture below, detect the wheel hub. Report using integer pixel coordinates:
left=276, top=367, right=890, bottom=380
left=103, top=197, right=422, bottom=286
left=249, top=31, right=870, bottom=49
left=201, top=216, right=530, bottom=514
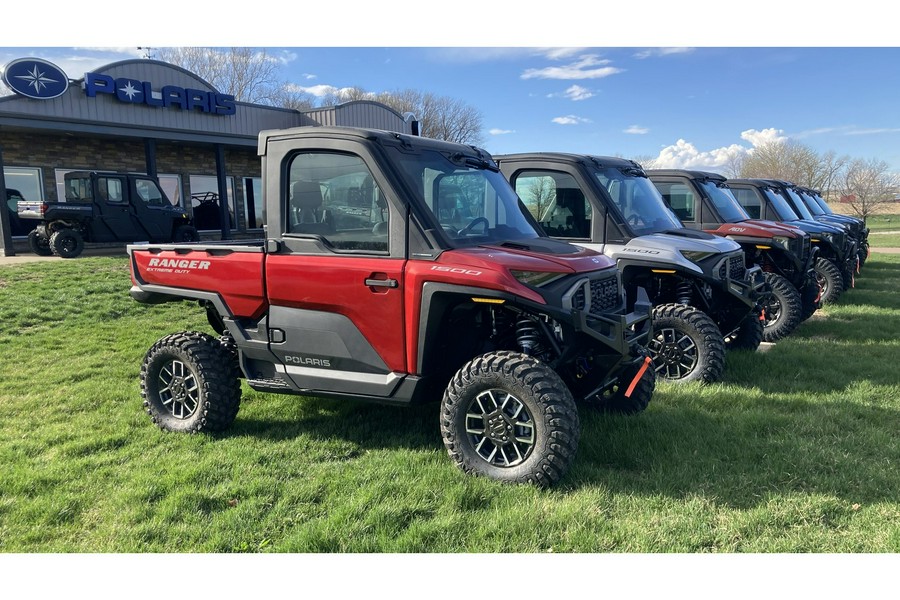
left=157, top=359, right=199, bottom=420
left=464, top=389, right=535, bottom=467
left=485, top=410, right=515, bottom=445
left=649, top=327, right=698, bottom=379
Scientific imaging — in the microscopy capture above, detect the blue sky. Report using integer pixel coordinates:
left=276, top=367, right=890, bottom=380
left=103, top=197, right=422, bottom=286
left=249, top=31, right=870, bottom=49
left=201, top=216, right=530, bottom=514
left=3, top=3, right=898, bottom=172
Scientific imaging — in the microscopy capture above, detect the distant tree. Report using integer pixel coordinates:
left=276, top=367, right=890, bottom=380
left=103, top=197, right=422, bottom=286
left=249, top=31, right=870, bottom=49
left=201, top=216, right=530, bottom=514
left=522, top=176, right=556, bottom=221
left=155, top=47, right=293, bottom=106
left=814, top=150, right=850, bottom=199
left=630, top=155, right=659, bottom=169
left=371, top=89, right=484, bottom=145
left=840, top=157, right=899, bottom=223
left=720, top=151, right=746, bottom=179
left=741, top=140, right=806, bottom=183
left=739, top=139, right=849, bottom=192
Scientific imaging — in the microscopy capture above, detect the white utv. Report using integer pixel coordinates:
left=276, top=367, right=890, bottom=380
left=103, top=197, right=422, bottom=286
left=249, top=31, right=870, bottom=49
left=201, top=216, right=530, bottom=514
left=496, top=153, right=766, bottom=383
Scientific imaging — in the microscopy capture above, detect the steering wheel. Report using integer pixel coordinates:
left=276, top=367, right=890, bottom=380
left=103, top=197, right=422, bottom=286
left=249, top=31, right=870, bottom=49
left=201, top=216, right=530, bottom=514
left=627, top=214, right=643, bottom=226
left=458, top=217, right=490, bottom=236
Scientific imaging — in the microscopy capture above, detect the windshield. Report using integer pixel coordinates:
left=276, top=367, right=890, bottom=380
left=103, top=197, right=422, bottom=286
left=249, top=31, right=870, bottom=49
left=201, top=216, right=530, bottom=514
left=390, top=147, right=541, bottom=247
left=592, top=167, right=682, bottom=235
left=797, top=190, right=825, bottom=216
left=698, top=180, right=749, bottom=222
left=811, top=193, right=834, bottom=214
left=763, top=187, right=800, bottom=221
left=784, top=187, right=815, bottom=220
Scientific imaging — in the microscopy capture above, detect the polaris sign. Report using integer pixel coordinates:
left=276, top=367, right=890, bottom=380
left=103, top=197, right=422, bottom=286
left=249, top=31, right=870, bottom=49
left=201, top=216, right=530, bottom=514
left=83, top=72, right=236, bottom=116
left=2, top=58, right=69, bottom=99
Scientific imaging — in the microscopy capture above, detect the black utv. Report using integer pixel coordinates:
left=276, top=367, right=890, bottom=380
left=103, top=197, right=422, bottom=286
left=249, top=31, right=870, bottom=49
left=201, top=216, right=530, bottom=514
left=19, top=171, right=199, bottom=258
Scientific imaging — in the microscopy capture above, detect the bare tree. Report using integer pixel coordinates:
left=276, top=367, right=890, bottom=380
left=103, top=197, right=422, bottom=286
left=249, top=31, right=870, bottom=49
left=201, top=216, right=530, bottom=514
left=522, top=176, right=556, bottom=221
left=814, top=150, right=850, bottom=200
left=369, top=89, right=484, bottom=145
left=739, top=139, right=850, bottom=193
left=629, top=155, right=659, bottom=169
left=840, top=157, right=899, bottom=223
left=155, top=47, right=289, bottom=105
left=721, top=151, right=747, bottom=179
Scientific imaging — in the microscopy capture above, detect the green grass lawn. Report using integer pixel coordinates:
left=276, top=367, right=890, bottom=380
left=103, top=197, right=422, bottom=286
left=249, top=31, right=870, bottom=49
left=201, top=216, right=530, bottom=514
left=869, top=232, right=900, bottom=248
left=1, top=256, right=898, bottom=553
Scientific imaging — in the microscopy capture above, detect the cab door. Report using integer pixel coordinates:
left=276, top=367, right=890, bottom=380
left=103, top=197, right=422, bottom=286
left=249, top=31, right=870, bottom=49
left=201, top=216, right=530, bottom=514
left=263, top=147, right=408, bottom=399
left=94, top=176, right=140, bottom=241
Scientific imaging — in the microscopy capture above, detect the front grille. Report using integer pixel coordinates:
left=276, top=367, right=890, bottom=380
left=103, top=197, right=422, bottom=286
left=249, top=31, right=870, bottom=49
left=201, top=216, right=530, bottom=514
left=571, top=275, right=620, bottom=315
left=790, top=235, right=812, bottom=263
left=718, top=253, right=746, bottom=280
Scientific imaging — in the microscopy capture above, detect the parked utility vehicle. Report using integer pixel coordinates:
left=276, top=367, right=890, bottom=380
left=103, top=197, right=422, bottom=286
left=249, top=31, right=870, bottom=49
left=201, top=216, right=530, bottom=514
left=128, top=127, right=655, bottom=487
left=495, top=153, right=765, bottom=384
left=727, top=179, right=852, bottom=305
left=646, top=169, right=819, bottom=341
left=767, top=180, right=859, bottom=292
left=19, top=171, right=198, bottom=258
left=792, top=185, right=869, bottom=271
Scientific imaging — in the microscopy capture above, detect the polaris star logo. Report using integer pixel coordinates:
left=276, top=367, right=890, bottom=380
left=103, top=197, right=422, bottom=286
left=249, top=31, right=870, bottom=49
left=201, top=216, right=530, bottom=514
left=2, top=58, right=69, bottom=100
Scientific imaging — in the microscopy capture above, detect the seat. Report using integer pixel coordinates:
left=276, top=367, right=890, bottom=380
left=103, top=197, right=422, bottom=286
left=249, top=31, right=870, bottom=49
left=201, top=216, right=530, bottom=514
left=290, top=180, right=333, bottom=234
left=291, top=180, right=323, bottom=224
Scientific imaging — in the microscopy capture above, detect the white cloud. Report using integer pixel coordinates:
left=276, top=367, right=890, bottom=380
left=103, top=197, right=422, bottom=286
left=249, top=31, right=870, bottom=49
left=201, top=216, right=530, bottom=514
left=633, top=47, right=695, bottom=60
left=522, top=54, right=623, bottom=80
left=285, top=84, right=365, bottom=98
left=552, top=115, right=592, bottom=125
left=844, top=127, right=900, bottom=135
left=652, top=139, right=750, bottom=170
left=625, top=125, right=649, bottom=135
left=649, top=127, right=790, bottom=170
left=740, top=128, right=787, bottom=147
left=489, top=128, right=515, bottom=135
left=563, top=85, right=594, bottom=101
left=428, top=47, right=586, bottom=63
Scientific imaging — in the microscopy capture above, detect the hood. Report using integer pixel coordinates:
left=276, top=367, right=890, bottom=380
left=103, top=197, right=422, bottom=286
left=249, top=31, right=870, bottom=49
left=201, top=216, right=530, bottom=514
left=630, top=230, right=742, bottom=254
left=449, top=240, right=616, bottom=274
left=710, top=220, right=803, bottom=239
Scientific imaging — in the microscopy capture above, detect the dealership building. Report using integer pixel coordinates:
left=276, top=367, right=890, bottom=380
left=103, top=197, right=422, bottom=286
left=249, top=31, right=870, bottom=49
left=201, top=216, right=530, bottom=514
left=0, top=56, right=415, bottom=248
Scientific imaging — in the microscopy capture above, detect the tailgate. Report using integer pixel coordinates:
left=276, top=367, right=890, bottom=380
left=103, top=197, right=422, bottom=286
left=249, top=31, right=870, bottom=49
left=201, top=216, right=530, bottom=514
left=128, top=244, right=267, bottom=319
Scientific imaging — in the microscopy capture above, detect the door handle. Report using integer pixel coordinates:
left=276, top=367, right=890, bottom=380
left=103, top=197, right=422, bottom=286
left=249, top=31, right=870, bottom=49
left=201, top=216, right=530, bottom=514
left=364, top=277, right=398, bottom=288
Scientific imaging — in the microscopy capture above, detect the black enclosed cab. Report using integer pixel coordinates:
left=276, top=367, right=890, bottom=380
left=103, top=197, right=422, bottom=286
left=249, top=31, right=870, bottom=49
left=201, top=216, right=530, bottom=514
left=18, top=171, right=199, bottom=258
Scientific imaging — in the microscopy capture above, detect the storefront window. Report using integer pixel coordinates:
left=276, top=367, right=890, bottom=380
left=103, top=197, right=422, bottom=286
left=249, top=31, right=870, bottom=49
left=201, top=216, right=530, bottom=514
left=190, top=175, right=235, bottom=231
left=158, top=175, right=183, bottom=208
left=4, top=167, right=43, bottom=203
left=244, top=177, right=263, bottom=230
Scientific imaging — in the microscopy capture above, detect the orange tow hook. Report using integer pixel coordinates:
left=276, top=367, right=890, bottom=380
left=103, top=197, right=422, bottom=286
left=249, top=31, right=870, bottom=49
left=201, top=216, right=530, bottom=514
left=759, top=308, right=766, bottom=322
left=625, top=356, right=653, bottom=398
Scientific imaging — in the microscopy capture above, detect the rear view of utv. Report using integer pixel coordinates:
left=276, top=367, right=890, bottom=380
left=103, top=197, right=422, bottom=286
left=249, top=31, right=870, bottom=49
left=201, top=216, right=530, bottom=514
left=496, top=153, right=765, bottom=384
left=727, top=179, right=853, bottom=305
left=646, top=169, right=819, bottom=342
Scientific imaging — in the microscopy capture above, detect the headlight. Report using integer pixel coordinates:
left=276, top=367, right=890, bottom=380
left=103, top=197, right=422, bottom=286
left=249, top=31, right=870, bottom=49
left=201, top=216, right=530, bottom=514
left=680, top=250, right=716, bottom=263
left=772, top=236, right=789, bottom=248
left=511, top=270, right=567, bottom=287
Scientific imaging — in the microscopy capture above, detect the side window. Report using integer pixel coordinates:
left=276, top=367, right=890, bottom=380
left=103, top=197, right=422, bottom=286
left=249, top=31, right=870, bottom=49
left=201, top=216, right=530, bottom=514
left=654, top=182, right=696, bottom=222
left=98, top=177, right=124, bottom=204
left=732, top=187, right=762, bottom=219
left=135, top=179, right=165, bottom=206
left=513, top=170, right=591, bottom=238
left=287, top=152, right=388, bottom=253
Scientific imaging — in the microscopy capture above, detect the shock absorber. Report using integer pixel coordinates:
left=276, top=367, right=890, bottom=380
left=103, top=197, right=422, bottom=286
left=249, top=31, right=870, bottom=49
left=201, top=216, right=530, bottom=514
left=675, top=278, right=693, bottom=305
left=516, top=315, right=546, bottom=358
